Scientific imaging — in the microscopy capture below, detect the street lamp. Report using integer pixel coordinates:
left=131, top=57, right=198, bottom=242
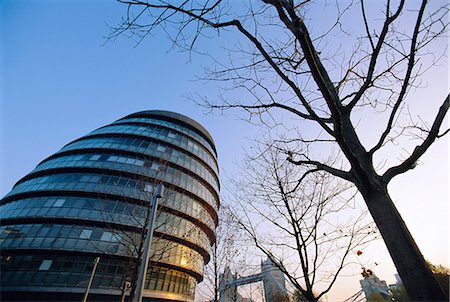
left=132, top=184, right=164, bottom=302
left=82, top=256, right=100, bottom=302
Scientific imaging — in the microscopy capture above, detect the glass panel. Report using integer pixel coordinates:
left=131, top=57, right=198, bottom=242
left=38, top=260, right=53, bottom=271
left=144, top=184, right=153, bottom=192
left=80, top=229, right=92, bottom=239
left=100, top=232, right=113, bottom=241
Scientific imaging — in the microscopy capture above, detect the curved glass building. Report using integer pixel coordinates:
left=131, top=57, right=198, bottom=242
left=0, top=111, right=219, bottom=302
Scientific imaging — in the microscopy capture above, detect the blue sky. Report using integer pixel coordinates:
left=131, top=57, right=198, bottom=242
left=1, top=1, right=448, bottom=301
left=0, top=0, right=255, bottom=192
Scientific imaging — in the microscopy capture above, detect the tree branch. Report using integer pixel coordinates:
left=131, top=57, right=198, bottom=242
left=288, top=158, right=354, bottom=182
left=383, top=94, right=449, bottom=182
left=369, top=0, right=428, bottom=155
left=345, top=0, right=405, bottom=110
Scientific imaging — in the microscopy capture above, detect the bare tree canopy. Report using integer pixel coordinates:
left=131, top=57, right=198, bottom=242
left=196, top=205, right=250, bottom=302
left=229, top=145, right=377, bottom=302
left=111, top=0, right=449, bottom=300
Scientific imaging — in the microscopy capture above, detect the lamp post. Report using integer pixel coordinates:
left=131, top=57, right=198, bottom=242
left=82, top=256, right=100, bottom=302
left=132, top=184, right=164, bottom=302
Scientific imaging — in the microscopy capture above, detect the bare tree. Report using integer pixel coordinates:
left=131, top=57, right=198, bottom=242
left=228, top=145, right=377, bottom=302
left=111, top=1, right=449, bottom=300
left=196, top=204, right=251, bottom=302
left=87, top=158, right=168, bottom=301
left=91, top=157, right=207, bottom=301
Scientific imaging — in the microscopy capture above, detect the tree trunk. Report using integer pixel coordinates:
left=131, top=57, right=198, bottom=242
left=303, top=291, right=318, bottom=302
left=361, top=186, right=446, bottom=301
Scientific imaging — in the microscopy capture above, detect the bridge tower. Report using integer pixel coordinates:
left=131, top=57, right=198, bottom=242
left=219, top=257, right=288, bottom=302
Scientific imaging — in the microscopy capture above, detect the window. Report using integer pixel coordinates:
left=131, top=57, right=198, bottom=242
left=114, top=203, right=125, bottom=213
left=151, top=163, right=160, bottom=171
left=127, top=180, right=137, bottom=188
left=39, top=260, right=53, bottom=271
left=99, top=154, right=110, bottom=161
left=80, top=229, right=92, bottom=239
left=89, top=155, right=101, bottom=161
left=90, top=230, right=103, bottom=240
left=53, top=198, right=65, bottom=207
left=117, top=157, right=127, bottom=163
left=80, top=175, right=92, bottom=182
left=44, top=198, right=56, bottom=207
left=90, top=175, right=101, bottom=183
left=168, top=132, right=176, bottom=139
left=131, top=139, right=141, bottom=146
left=157, top=145, right=166, bottom=152
left=100, top=232, right=113, bottom=241
left=125, top=158, right=136, bottom=165
left=99, top=175, right=111, bottom=184
left=37, top=176, right=49, bottom=183
left=144, top=184, right=153, bottom=193
left=118, top=178, right=128, bottom=186
left=37, top=225, right=51, bottom=237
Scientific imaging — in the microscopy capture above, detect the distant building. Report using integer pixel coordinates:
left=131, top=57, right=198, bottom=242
left=388, top=274, right=403, bottom=291
left=1, top=111, right=219, bottom=301
left=219, top=257, right=288, bottom=302
left=261, top=258, right=288, bottom=301
left=359, top=268, right=390, bottom=300
left=218, top=267, right=254, bottom=302
left=394, top=273, right=402, bottom=285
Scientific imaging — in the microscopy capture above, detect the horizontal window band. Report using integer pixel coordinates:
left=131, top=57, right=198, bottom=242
left=122, top=111, right=216, bottom=155
left=0, top=210, right=213, bottom=241
left=0, top=199, right=216, bottom=244
left=1, top=189, right=219, bottom=226
left=58, top=132, right=219, bottom=179
left=0, top=216, right=210, bottom=263
left=11, top=166, right=220, bottom=212
left=0, top=248, right=203, bottom=281
left=111, top=120, right=217, bottom=158
left=0, top=195, right=216, bottom=239
left=34, top=147, right=219, bottom=193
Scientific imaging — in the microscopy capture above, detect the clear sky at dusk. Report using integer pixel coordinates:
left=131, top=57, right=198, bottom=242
left=1, top=1, right=448, bottom=301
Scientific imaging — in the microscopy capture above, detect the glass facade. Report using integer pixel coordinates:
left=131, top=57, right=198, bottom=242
left=0, top=111, right=219, bottom=302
